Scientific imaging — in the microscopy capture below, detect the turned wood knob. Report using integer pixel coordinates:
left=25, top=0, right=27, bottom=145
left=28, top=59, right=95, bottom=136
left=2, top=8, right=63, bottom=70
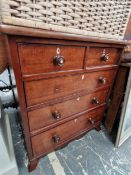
left=52, top=135, right=61, bottom=143
left=52, top=111, right=61, bottom=120
left=88, top=117, right=95, bottom=125
left=92, top=97, right=100, bottom=104
left=101, top=54, right=109, bottom=62
left=53, top=55, right=65, bottom=66
left=99, top=76, right=107, bottom=84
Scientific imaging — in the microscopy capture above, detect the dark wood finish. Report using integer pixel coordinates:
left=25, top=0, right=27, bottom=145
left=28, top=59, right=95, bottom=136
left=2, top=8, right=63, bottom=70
left=25, top=69, right=116, bottom=107
left=28, top=89, right=109, bottom=132
left=28, top=159, right=39, bottom=172
left=18, top=43, right=85, bottom=75
left=30, top=104, right=106, bottom=136
left=31, top=106, right=105, bottom=157
left=0, top=25, right=127, bottom=45
left=27, top=86, right=109, bottom=112
left=0, top=27, right=125, bottom=172
left=86, top=47, right=120, bottom=67
left=105, top=66, right=129, bottom=132
left=95, top=125, right=101, bottom=131
left=23, top=65, right=118, bottom=82
left=15, top=36, right=125, bottom=48
left=6, top=36, right=33, bottom=159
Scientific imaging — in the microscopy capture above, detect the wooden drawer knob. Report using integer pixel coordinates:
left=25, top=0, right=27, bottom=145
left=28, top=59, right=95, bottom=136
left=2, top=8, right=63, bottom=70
left=92, top=97, right=100, bottom=104
left=52, top=135, right=61, bottom=143
left=99, top=76, right=107, bottom=84
left=101, top=54, right=109, bottom=62
left=53, top=55, right=65, bottom=66
left=88, top=117, right=95, bottom=125
left=52, top=111, right=61, bottom=120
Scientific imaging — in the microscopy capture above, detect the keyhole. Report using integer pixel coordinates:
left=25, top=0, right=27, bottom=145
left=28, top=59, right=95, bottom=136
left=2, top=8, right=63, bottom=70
left=57, top=48, right=60, bottom=55
left=103, top=49, right=106, bottom=54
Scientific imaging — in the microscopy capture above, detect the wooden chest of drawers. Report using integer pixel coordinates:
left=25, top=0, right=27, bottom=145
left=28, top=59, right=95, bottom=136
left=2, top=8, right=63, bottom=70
left=0, top=25, right=126, bottom=171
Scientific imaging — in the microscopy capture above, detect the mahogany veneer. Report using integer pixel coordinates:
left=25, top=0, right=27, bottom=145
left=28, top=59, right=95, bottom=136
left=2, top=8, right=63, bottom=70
left=24, top=69, right=115, bottom=106
left=32, top=106, right=105, bottom=157
left=29, top=89, right=109, bottom=133
left=0, top=25, right=126, bottom=172
left=86, top=47, right=120, bottom=67
left=18, top=43, right=85, bottom=75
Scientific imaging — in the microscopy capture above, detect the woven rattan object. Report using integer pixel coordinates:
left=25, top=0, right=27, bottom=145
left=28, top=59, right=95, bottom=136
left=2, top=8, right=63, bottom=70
left=0, top=0, right=131, bottom=40
left=0, top=35, right=8, bottom=73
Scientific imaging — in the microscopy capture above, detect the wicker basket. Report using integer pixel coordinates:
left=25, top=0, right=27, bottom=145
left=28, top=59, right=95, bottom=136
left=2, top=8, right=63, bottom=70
left=0, top=0, right=131, bottom=40
left=0, top=35, right=8, bottom=74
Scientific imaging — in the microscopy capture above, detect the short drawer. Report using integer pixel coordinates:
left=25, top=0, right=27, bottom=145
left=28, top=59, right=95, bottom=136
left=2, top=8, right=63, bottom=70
left=86, top=47, right=120, bottom=67
left=18, top=43, right=85, bottom=75
left=24, top=69, right=116, bottom=107
left=31, top=106, right=105, bottom=157
left=29, top=89, right=109, bottom=132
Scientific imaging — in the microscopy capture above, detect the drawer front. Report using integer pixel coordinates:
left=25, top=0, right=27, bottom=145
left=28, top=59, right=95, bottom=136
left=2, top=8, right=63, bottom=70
left=31, top=106, right=105, bottom=157
left=29, top=89, right=109, bottom=132
left=86, top=47, right=120, bottom=67
left=18, top=44, right=85, bottom=75
left=25, top=69, right=116, bottom=106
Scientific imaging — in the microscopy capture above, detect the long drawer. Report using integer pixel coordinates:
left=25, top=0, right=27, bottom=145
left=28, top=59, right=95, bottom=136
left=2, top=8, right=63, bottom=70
left=29, top=89, right=109, bottom=132
left=18, top=43, right=85, bottom=75
left=31, top=106, right=105, bottom=157
left=24, top=69, right=116, bottom=106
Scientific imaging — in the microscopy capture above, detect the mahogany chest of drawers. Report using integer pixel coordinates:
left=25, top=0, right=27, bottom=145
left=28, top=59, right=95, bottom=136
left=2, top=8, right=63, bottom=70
left=0, top=25, right=126, bottom=171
